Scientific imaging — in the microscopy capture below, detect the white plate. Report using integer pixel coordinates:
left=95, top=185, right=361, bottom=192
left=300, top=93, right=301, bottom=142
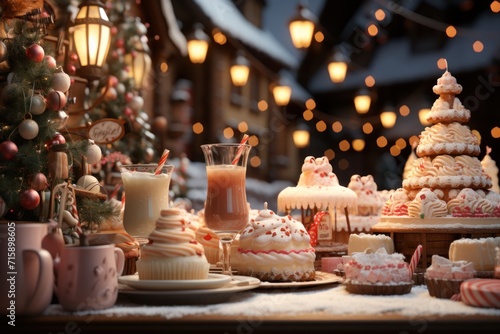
left=118, top=273, right=232, bottom=291
left=257, top=271, right=343, bottom=289
left=119, top=275, right=260, bottom=305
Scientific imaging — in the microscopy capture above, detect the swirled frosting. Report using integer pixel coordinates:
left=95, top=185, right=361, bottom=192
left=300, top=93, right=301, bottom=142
left=407, top=188, right=448, bottom=218
left=417, top=122, right=479, bottom=157
left=432, top=71, right=463, bottom=95
left=381, top=188, right=409, bottom=216
left=447, top=188, right=495, bottom=217
left=297, top=156, right=339, bottom=187
left=141, top=208, right=205, bottom=258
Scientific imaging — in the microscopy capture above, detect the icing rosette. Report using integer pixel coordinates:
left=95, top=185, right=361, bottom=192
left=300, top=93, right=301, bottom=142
left=407, top=188, right=448, bottom=218
left=447, top=188, right=495, bottom=217
left=234, top=202, right=316, bottom=281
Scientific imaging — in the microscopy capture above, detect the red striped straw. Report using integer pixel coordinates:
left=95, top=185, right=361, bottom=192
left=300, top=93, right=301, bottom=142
left=408, top=244, right=423, bottom=279
left=231, top=134, right=249, bottom=165
left=154, top=149, right=170, bottom=175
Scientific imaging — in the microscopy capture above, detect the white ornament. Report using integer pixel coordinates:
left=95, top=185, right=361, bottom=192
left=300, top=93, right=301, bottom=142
left=29, top=94, right=46, bottom=115
left=129, top=95, right=144, bottom=112
left=19, top=119, right=39, bottom=139
left=76, top=175, right=101, bottom=193
left=52, top=71, right=71, bottom=92
left=86, top=141, right=102, bottom=165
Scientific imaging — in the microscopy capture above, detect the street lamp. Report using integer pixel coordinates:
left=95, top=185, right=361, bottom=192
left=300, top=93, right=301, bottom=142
left=71, top=0, right=112, bottom=81
left=230, top=51, right=250, bottom=86
left=186, top=24, right=209, bottom=64
left=354, top=89, right=371, bottom=114
left=124, top=37, right=152, bottom=90
left=288, top=3, right=316, bottom=49
left=272, top=84, right=292, bottom=106
left=327, top=50, right=348, bottom=83
left=293, top=123, right=310, bottom=148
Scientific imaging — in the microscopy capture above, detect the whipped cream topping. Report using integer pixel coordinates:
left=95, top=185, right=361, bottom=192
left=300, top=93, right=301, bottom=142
left=432, top=71, right=463, bottom=95
left=381, top=188, right=409, bottom=216
left=297, top=156, right=339, bottom=187
left=417, top=122, right=479, bottom=156
left=447, top=188, right=495, bottom=217
left=407, top=188, right=448, bottom=218
left=141, top=208, right=205, bottom=258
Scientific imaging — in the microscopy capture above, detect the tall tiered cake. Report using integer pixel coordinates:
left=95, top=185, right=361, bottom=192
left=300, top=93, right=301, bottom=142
left=373, top=69, right=500, bottom=269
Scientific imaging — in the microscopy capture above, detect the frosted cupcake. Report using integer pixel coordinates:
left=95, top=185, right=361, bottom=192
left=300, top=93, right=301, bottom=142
left=137, top=208, right=210, bottom=280
left=196, top=225, right=220, bottom=264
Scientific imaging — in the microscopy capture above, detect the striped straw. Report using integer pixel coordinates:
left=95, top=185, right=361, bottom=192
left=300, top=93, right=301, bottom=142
left=408, top=244, right=423, bottom=279
left=154, top=149, right=170, bottom=175
left=231, top=134, right=249, bottom=165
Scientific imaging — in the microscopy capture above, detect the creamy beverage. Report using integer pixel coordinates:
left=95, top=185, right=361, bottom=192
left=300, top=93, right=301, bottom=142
left=204, top=165, right=249, bottom=233
left=121, top=165, right=173, bottom=239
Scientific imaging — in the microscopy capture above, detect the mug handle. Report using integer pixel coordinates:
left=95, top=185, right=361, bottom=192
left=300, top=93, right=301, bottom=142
left=114, top=247, right=125, bottom=277
left=23, top=249, right=53, bottom=314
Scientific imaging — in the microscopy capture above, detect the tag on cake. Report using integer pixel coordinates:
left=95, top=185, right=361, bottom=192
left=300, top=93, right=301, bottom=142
left=317, top=213, right=333, bottom=241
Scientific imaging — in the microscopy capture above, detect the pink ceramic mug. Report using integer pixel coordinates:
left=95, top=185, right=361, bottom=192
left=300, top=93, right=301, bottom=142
left=0, top=222, right=54, bottom=316
left=54, top=244, right=124, bottom=311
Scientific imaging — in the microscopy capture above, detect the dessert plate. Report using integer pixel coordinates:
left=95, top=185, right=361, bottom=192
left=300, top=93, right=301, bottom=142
left=257, top=271, right=343, bottom=289
left=118, top=273, right=232, bottom=291
left=119, top=275, right=260, bottom=305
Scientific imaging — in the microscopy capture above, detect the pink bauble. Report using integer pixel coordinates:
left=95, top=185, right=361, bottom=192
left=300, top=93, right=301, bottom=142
left=46, top=90, right=67, bottom=110
left=20, top=189, right=40, bottom=210
left=0, top=140, right=18, bottom=160
left=52, top=71, right=71, bottom=92
left=29, top=94, right=46, bottom=115
left=26, top=44, right=45, bottom=63
left=30, top=173, right=48, bottom=191
left=45, top=55, right=57, bottom=69
left=52, top=133, right=66, bottom=145
left=19, top=119, right=39, bottom=140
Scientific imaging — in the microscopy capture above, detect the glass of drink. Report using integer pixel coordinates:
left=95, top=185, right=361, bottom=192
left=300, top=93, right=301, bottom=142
left=201, top=143, right=251, bottom=276
left=120, top=164, right=174, bottom=244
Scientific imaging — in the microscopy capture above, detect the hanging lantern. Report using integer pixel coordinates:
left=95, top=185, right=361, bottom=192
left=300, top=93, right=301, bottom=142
left=293, top=123, right=310, bottom=148
left=70, top=0, right=112, bottom=80
left=186, top=24, right=209, bottom=64
left=419, top=108, right=431, bottom=126
left=380, top=106, right=397, bottom=128
left=289, top=3, right=316, bottom=49
left=354, top=89, right=371, bottom=114
left=124, top=37, right=152, bottom=90
left=327, top=50, right=349, bottom=83
left=230, top=51, right=250, bottom=87
left=272, top=85, right=292, bottom=106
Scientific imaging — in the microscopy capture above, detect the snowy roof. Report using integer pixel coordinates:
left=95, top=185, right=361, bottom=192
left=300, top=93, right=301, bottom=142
left=192, top=0, right=298, bottom=68
left=161, top=0, right=188, bottom=56
left=309, top=12, right=500, bottom=93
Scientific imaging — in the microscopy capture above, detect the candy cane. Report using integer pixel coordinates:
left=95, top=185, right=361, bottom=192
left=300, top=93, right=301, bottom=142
left=231, top=134, right=249, bottom=165
left=408, top=244, right=423, bottom=279
left=308, top=211, right=329, bottom=247
left=154, top=149, right=170, bottom=175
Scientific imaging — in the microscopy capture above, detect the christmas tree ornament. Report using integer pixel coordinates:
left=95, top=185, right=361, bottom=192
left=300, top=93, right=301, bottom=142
left=102, top=86, right=117, bottom=101
left=44, top=55, right=57, bottom=69
left=51, top=133, right=66, bottom=146
left=46, top=90, right=67, bottom=110
left=0, top=140, right=18, bottom=160
left=116, top=82, right=126, bottom=94
left=138, top=111, right=149, bottom=122
left=29, top=94, right=46, bottom=115
left=19, top=119, right=39, bottom=139
left=52, top=69, right=71, bottom=92
left=86, top=140, right=102, bottom=165
left=1, top=83, right=21, bottom=104
left=25, top=44, right=45, bottom=63
left=30, top=172, right=48, bottom=191
left=0, top=40, right=8, bottom=62
left=76, top=175, right=101, bottom=193
left=19, top=189, right=41, bottom=210
left=152, top=115, right=168, bottom=132
left=129, top=95, right=144, bottom=112
left=53, top=110, right=69, bottom=130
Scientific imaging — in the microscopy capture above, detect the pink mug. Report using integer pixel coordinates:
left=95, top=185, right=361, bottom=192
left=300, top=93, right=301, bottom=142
left=54, top=244, right=124, bottom=311
left=0, top=222, right=54, bottom=316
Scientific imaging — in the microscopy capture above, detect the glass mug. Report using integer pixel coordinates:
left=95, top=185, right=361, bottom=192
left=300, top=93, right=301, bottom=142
left=120, top=164, right=174, bottom=243
left=201, top=143, right=251, bottom=276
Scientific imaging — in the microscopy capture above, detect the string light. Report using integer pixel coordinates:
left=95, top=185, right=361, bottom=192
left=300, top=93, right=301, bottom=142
left=473, top=41, right=484, bottom=52
left=491, top=127, right=500, bottom=138
left=399, top=105, right=410, bottom=116
left=491, top=1, right=500, bottom=13
left=248, top=135, right=259, bottom=146
left=436, top=58, right=447, bottom=70
left=367, top=23, right=379, bottom=36
left=305, top=99, right=316, bottom=109
left=390, top=145, right=401, bottom=157
left=396, top=138, right=407, bottom=149
left=332, top=121, right=343, bottom=133
left=238, top=121, right=248, bottom=132
left=362, top=122, right=373, bottom=134
left=316, top=120, right=327, bottom=132
left=324, top=149, right=335, bottom=160
left=376, top=136, right=388, bottom=148
left=257, top=100, right=268, bottom=111
left=374, top=8, right=386, bottom=21
left=303, top=109, right=314, bottom=121
left=445, top=25, right=457, bottom=38
left=192, top=122, right=204, bottom=134
left=365, top=75, right=376, bottom=87
left=339, top=140, right=350, bottom=151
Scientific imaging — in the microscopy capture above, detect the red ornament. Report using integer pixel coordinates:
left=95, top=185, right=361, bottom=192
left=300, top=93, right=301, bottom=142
left=52, top=133, right=66, bottom=145
left=45, top=55, right=57, bottom=68
left=19, top=189, right=40, bottom=210
left=30, top=173, right=48, bottom=191
left=26, top=44, right=45, bottom=62
left=46, top=90, right=67, bottom=110
left=0, top=140, right=18, bottom=160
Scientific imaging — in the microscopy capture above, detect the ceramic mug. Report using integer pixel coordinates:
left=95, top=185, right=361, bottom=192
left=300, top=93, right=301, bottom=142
left=0, top=222, right=54, bottom=316
left=54, top=244, right=125, bottom=311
